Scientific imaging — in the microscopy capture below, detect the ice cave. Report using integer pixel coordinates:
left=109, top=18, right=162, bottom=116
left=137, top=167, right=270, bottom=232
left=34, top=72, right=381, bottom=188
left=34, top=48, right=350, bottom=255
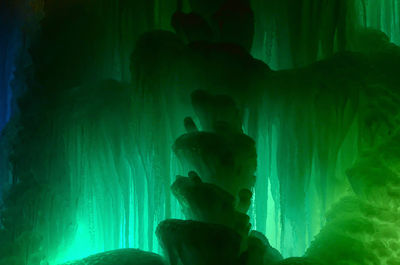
left=1, top=0, right=400, bottom=264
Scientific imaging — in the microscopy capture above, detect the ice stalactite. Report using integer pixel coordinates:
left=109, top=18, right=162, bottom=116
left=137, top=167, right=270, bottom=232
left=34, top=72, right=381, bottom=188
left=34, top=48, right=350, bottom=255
left=1, top=1, right=185, bottom=264
left=359, top=0, right=400, bottom=45
left=251, top=0, right=359, bottom=68
left=250, top=0, right=400, bottom=68
left=5, top=77, right=187, bottom=264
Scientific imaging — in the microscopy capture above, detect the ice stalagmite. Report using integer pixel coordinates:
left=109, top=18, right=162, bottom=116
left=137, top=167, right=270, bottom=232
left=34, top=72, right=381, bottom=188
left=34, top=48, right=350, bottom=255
left=157, top=89, right=284, bottom=265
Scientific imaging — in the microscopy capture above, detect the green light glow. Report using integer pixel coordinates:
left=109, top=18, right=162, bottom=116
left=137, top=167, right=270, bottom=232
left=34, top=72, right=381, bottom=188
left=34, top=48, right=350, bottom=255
left=1, top=1, right=400, bottom=265
left=55, top=222, right=94, bottom=264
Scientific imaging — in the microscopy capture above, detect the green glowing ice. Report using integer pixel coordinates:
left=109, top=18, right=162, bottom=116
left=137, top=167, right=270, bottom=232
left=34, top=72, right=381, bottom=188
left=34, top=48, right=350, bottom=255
left=1, top=1, right=400, bottom=265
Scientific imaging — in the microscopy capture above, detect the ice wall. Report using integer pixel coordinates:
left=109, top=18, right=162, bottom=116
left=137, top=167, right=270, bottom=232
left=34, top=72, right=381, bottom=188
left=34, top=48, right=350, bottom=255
left=0, top=0, right=35, bottom=207
left=1, top=1, right=400, bottom=264
left=251, top=0, right=400, bottom=69
left=251, top=0, right=358, bottom=68
left=0, top=1, right=184, bottom=263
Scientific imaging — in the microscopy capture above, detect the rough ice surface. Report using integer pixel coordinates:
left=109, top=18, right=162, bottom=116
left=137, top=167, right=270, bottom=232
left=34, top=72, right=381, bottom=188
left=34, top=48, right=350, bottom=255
left=242, top=230, right=283, bottom=265
left=156, top=219, right=242, bottom=265
left=171, top=173, right=250, bottom=233
left=173, top=131, right=257, bottom=196
left=1, top=0, right=400, bottom=265
left=59, top=249, right=166, bottom=265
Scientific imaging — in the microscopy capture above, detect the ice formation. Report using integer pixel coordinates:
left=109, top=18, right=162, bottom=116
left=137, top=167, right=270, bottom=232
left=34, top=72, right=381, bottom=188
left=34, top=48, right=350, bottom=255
left=0, top=0, right=400, bottom=265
